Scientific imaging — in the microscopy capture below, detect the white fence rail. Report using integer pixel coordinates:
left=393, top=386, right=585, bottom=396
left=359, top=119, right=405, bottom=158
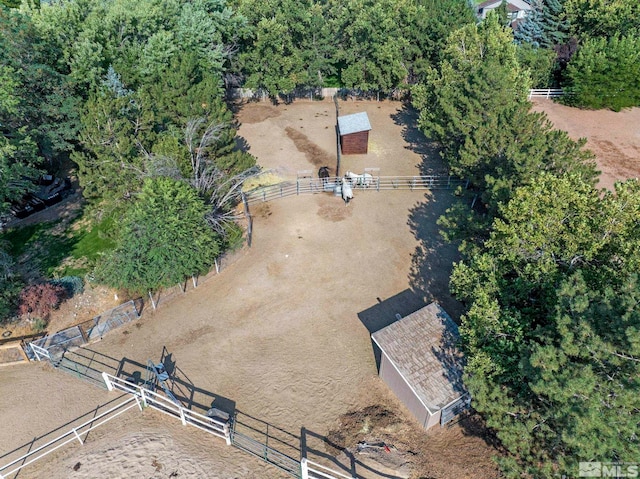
left=1, top=368, right=372, bottom=479
left=243, top=175, right=468, bottom=206
left=0, top=396, right=139, bottom=479
left=104, top=373, right=354, bottom=479
left=302, top=458, right=355, bottom=479
left=102, top=373, right=231, bottom=444
left=528, top=88, right=564, bottom=99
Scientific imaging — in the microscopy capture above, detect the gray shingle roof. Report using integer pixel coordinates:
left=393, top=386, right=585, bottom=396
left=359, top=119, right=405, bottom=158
left=337, top=112, right=371, bottom=136
left=371, top=303, right=466, bottom=413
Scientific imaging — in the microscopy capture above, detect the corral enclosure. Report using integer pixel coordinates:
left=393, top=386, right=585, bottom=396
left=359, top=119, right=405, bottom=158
left=0, top=100, right=499, bottom=479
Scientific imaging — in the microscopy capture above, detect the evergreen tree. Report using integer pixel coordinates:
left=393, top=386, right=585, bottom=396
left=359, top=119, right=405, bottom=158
left=71, top=79, right=151, bottom=204
left=96, top=177, right=220, bottom=293
left=414, top=13, right=596, bottom=216
left=564, top=35, right=640, bottom=111
left=453, top=175, right=640, bottom=478
left=565, top=0, right=640, bottom=40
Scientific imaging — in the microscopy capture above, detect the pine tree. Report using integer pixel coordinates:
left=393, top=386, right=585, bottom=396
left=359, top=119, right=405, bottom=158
left=515, top=0, right=568, bottom=48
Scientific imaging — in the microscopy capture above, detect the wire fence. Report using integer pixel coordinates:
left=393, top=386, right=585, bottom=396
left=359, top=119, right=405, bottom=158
left=28, top=300, right=140, bottom=362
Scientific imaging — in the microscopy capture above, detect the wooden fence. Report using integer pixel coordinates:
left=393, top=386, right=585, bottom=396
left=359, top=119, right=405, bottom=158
left=243, top=175, right=468, bottom=206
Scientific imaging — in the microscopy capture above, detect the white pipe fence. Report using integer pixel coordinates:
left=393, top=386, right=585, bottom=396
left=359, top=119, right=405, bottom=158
left=102, top=373, right=231, bottom=445
left=1, top=370, right=363, bottom=479
left=528, top=88, right=564, bottom=99
left=229, top=87, right=563, bottom=102
left=302, top=458, right=355, bottom=479
left=103, top=373, right=354, bottom=479
left=0, top=396, right=139, bottom=479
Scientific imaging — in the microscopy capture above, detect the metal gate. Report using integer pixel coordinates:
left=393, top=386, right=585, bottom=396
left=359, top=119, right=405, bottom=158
left=29, top=343, right=52, bottom=361
left=230, top=425, right=301, bottom=478
left=440, top=394, right=471, bottom=426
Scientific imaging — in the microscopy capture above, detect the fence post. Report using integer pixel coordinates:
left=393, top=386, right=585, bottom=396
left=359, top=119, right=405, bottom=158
left=31, top=344, right=41, bottom=362
left=300, top=457, right=309, bottom=479
left=102, top=372, right=114, bottom=391
left=148, top=291, right=157, bottom=310
left=72, top=428, right=84, bottom=445
left=214, top=258, right=219, bottom=274
left=140, top=388, right=148, bottom=408
left=192, top=275, right=197, bottom=288
left=223, top=423, right=231, bottom=446
left=179, top=407, right=187, bottom=426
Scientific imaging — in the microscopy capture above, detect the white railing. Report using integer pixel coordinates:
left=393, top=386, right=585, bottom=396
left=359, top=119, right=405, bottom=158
left=302, top=458, right=355, bottom=479
left=0, top=395, right=139, bottom=479
left=102, top=373, right=231, bottom=444
left=28, top=342, right=51, bottom=362
left=528, top=88, right=564, bottom=99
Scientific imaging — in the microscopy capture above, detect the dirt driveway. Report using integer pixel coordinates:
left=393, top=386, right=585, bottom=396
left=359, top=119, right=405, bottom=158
left=0, top=100, right=499, bottom=479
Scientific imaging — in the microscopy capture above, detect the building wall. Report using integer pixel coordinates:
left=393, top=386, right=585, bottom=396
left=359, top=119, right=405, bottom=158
left=379, top=351, right=432, bottom=428
left=425, top=410, right=441, bottom=429
left=340, top=131, right=369, bottom=154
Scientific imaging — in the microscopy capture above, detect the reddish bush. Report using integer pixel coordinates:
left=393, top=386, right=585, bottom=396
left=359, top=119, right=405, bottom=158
left=18, top=283, right=67, bottom=319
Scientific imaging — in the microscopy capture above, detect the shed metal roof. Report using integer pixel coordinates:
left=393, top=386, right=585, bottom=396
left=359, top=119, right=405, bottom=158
left=338, top=112, right=371, bottom=136
left=371, top=303, right=466, bottom=413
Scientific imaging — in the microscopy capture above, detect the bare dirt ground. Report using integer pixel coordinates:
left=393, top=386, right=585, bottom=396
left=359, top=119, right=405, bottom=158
left=531, top=99, right=640, bottom=190
left=0, top=100, right=498, bottom=479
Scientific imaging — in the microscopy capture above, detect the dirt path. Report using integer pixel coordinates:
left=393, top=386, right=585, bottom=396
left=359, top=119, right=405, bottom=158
left=0, top=101, right=498, bottom=479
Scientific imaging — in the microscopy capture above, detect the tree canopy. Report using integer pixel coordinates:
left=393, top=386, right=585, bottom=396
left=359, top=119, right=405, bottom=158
left=563, top=35, right=640, bottom=111
left=452, top=175, right=640, bottom=477
left=413, top=13, right=597, bottom=216
left=97, top=177, right=220, bottom=293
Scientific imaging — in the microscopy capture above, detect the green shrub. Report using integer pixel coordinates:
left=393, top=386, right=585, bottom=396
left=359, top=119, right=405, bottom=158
left=32, top=318, right=47, bottom=333
left=52, top=276, right=84, bottom=297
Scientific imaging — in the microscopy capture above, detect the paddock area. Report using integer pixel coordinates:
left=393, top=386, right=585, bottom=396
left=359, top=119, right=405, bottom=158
left=0, top=101, right=499, bottom=479
left=531, top=99, right=640, bottom=190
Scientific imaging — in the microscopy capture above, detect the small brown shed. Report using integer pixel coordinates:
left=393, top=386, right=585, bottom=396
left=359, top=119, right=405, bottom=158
left=371, top=302, right=468, bottom=429
left=338, top=112, right=371, bottom=154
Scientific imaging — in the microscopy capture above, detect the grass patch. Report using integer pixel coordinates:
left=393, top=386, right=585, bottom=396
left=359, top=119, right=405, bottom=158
left=0, top=214, right=117, bottom=279
left=71, top=215, right=116, bottom=262
left=1, top=223, right=49, bottom=257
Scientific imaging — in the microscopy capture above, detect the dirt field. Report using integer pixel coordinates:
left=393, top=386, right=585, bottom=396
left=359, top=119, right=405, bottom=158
left=531, top=99, right=640, bottom=190
left=3, top=98, right=637, bottom=479
left=0, top=100, right=499, bottom=479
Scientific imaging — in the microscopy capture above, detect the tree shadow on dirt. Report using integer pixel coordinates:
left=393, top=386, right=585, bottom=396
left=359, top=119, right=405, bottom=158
left=234, top=135, right=251, bottom=153
left=407, top=193, right=464, bottom=322
left=390, top=104, right=448, bottom=176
